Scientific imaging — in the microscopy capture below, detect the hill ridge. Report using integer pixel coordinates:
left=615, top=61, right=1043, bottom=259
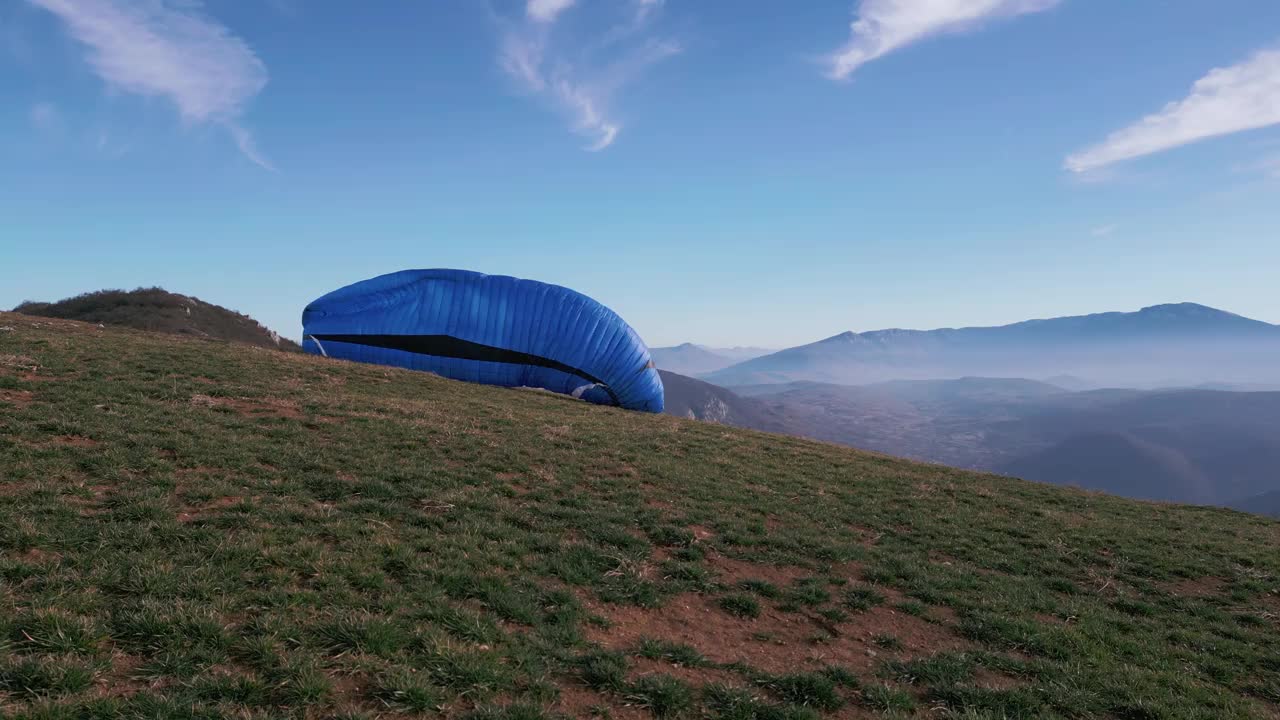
left=13, top=287, right=300, bottom=351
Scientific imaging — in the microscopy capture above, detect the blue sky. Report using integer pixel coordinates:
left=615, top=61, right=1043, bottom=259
left=3, top=0, right=1279, bottom=348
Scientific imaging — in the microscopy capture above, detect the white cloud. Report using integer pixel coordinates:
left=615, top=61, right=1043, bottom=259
left=1090, top=224, right=1117, bottom=237
left=226, top=123, right=275, bottom=172
left=527, top=0, right=576, bottom=24
left=28, top=0, right=271, bottom=168
left=499, top=30, right=546, bottom=92
left=29, top=101, right=62, bottom=132
left=635, top=0, right=663, bottom=21
left=1066, top=49, right=1280, bottom=173
left=552, top=79, right=619, bottom=151
left=1232, top=152, right=1280, bottom=179
left=825, top=0, right=1060, bottom=80
left=498, top=1, right=678, bottom=151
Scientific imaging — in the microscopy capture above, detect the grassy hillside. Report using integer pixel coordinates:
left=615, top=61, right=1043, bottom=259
left=13, top=288, right=300, bottom=351
left=1, top=312, right=1278, bottom=719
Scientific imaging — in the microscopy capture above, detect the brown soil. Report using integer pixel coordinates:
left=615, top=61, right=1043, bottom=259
left=178, top=495, right=249, bottom=522
left=0, top=352, right=38, bottom=365
left=91, top=652, right=151, bottom=698
left=1163, top=576, right=1227, bottom=598
left=645, top=497, right=675, bottom=511
left=15, top=547, right=60, bottom=563
left=554, top=683, right=649, bottom=720
left=0, top=388, right=34, bottom=408
left=585, top=589, right=969, bottom=676
left=628, top=656, right=743, bottom=687
left=53, top=435, right=101, bottom=448
left=706, top=552, right=813, bottom=587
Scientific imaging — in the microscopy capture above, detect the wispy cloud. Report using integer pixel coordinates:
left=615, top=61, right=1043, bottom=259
left=1090, top=223, right=1118, bottom=237
left=825, top=0, right=1060, bottom=80
left=28, top=0, right=272, bottom=168
left=29, top=101, right=63, bottom=133
left=498, top=0, right=679, bottom=151
left=527, top=0, right=576, bottom=24
left=634, top=0, right=664, bottom=22
left=1066, top=49, right=1280, bottom=173
left=1232, top=152, right=1280, bottom=180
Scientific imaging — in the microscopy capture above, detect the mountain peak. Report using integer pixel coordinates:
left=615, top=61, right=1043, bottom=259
left=1137, top=302, right=1235, bottom=317
left=706, top=301, right=1279, bottom=387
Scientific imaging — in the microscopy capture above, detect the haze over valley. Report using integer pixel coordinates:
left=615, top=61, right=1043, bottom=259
left=659, top=303, right=1280, bottom=515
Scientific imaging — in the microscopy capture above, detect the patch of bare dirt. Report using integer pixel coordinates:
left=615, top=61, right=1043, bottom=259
left=706, top=553, right=812, bottom=587
left=646, top=497, right=675, bottom=511
left=554, top=683, right=649, bottom=720
left=19, top=370, right=63, bottom=382
left=688, top=525, right=715, bottom=542
left=584, top=590, right=969, bottom=676
left=92, top=652, right=151, bottom=698
left=628, top=656, right=743, bottom=687
left=177, top=495, right=249, bottom=522
left=0, top=353, right=39, bottom=370
left=52, top=435, right=100, bottom=448
left=1162, top=576, right=1227, bottom=598
left=16, top=548, right=60, bottom=563
left=326, top=670, right=369, bottom=705
left=0, top=388, right=34, bottom=408
left=58, top=477, right=113, bottom=516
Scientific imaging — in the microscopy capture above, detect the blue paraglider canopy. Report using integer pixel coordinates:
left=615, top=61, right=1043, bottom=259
left=302, top=269, right=664, bottom=413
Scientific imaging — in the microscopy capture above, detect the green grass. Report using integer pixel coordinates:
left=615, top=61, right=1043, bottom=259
left=635, top=638, right=709, bottom=667
left=1, top=313, right=1279, bottom=718
left=718, top=593, right=762, bottom=619
left=758, top=672, right=843, bottom=710
left=624, top=674, right=694, bottom=717
left=841, top=583, right=886, bottom=612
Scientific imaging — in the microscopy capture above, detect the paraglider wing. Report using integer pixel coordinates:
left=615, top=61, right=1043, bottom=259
left=301, top=269, right=664, bottom=412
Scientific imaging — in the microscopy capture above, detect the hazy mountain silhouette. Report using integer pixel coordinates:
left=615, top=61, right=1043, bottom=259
left=651, top=344, right=738, bottom=375
left=665, top=372, right=1280, bottom=511
left=651, top=343, right=772, bottom=375
left=1229, top=490, right=1280, bottom=518
left=705, top=303, right=1280, bottom=388
left=1000, top=432, right=1212, bottom=503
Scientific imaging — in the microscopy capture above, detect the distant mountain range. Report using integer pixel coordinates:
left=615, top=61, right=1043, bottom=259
left=703, top=303, right=1280, bottom=389
left=667, top=302, right=1280, bottom=517
left=650, top=343, right=773, bottom=375
left=13, top=288, right=299, bottom=351
left=663, top=372, right=1280, bottom=517
left=1230, top=490, right=1280, bottom=517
